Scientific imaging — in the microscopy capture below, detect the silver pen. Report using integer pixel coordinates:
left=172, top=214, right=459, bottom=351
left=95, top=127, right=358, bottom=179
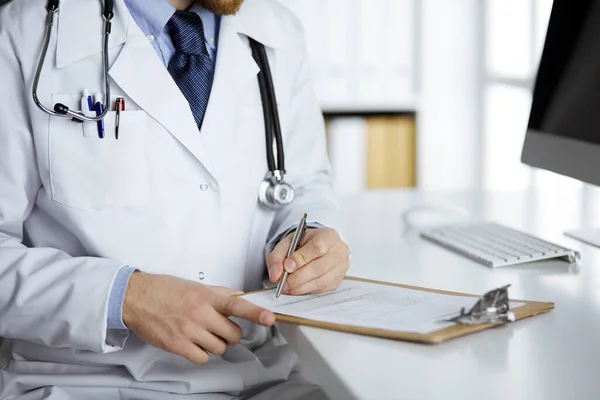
left=275, top=213, right=308, bottom=298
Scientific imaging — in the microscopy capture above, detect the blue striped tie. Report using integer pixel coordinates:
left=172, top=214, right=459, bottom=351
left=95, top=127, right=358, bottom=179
left=167, top=11, right=215, bottom=129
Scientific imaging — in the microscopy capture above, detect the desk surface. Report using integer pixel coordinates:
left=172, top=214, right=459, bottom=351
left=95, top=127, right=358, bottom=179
left=279, top=189, right=600, bottom=400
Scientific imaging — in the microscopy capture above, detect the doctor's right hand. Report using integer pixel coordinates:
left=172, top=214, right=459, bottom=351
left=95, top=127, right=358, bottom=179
left=122, top=272, right=275, bottom=365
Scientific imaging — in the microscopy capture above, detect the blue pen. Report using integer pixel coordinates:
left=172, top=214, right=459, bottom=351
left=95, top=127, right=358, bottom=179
left=87, top=95, right=94, bottom=114
left=94, top=93, right=105, bottom=139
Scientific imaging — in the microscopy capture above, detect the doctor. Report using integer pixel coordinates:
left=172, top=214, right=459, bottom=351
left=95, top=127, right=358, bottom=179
left=0, top=0, right=350, bottom=398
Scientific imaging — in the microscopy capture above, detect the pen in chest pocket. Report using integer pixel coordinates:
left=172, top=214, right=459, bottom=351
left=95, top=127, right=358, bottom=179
left=93, top=93, right=105, bottom=139
left=80, top=89, right=95, bottom=137
left=114, top=98, right=125, bottom=140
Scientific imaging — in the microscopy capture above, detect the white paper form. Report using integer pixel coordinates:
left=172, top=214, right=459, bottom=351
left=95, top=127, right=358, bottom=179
left=244, top=280, right=524, bottom=334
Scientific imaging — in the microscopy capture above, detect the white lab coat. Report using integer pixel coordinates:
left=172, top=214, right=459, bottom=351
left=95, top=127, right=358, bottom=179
left=0, top=0, right=340, bottom=398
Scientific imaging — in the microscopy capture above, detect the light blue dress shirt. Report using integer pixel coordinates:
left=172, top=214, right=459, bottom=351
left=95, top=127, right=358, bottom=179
left=107, top=1, right=220, bottom=330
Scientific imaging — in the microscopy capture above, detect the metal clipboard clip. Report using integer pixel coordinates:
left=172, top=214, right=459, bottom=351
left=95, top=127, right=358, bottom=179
left=446, top=284, right=515, bottom=325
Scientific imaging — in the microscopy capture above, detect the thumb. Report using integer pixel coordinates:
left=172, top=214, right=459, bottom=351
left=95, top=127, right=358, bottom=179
left=266, top=234, right=294, bottom=283
left=210, top=286, right=244, bottom=297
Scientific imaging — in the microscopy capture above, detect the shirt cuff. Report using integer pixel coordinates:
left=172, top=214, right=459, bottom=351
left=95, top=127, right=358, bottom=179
left=107, top=266, right=137, bottom=330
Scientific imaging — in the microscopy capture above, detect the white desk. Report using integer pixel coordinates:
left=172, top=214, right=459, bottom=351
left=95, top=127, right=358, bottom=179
left=278, top=189, right=600, bottom=400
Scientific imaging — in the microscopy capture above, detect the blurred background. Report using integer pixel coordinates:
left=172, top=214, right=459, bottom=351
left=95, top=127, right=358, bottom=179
left=279, top=0, right=580, bottom=195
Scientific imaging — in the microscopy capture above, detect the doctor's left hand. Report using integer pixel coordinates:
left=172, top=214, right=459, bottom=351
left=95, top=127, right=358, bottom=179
left=267, top=227, right=350, bottom=295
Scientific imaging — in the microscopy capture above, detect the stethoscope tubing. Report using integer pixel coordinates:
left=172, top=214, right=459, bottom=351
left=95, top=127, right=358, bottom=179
left=33, top=1, right=112, bottom=123
left=249, top=38, right=286, bottom=175
left=256, top=41, right=285, bottom=174
left=251, top=40, right=277, bottom=173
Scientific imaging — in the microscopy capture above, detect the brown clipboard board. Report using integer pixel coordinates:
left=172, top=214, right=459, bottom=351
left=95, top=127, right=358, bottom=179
left=243, top=276, right=555, bottom=344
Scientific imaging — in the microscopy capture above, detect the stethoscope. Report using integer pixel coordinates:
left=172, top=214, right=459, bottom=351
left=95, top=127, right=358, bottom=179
left=33, top=0, right=295, bottom=211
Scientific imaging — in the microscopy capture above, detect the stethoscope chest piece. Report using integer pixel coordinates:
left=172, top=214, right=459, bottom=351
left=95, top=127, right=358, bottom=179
left=259, top=171, right=295, bottom=210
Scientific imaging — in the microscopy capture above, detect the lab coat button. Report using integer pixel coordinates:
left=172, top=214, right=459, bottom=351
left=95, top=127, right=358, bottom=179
left=147, top=35, right=156, bottom=42
left=200, top=183, right=209, bottom=191
left=198, top=272, right=205, bottom=280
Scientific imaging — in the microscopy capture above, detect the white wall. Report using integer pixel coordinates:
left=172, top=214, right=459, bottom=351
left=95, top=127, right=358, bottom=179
left=280, top=0, right=416, bottom=112
left=417, top=0, right=483, bottom=191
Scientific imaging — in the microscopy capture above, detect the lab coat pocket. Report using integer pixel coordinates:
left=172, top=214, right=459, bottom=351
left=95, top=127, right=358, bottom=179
left=48, top=95, right=149, bottom=212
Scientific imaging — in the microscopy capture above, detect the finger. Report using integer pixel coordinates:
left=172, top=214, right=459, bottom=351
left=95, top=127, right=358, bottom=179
left=287, top=229, right=337, bottom=274
left=268, top=263, right=284, bottom=284
left=266, top=234, right=294, bottom=282
left=206, top=313, right=244, bottom=345
left=210, top=286, right=244, bottom=297
left=214, top=296, right=275, bottom=327
left=286, top=252, right=339, bottom=291
left=177, top=342, right=210, bottom=365
left=191, top=330, right=228, bottom=356
left=287, top=261, right=348, bottom=296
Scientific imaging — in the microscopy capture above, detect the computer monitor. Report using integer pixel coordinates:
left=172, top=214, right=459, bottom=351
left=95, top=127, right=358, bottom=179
left=521, top=0, right=600, bottom=247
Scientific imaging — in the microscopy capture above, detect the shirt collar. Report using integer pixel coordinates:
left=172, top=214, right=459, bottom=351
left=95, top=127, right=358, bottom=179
left=124, top=1, right=219, bottom=51
left=123, top=0, right=175, bottom=39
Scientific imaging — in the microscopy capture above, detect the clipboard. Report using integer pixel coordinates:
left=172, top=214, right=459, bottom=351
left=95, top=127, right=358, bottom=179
left=244, top=276, right=554, bottom=344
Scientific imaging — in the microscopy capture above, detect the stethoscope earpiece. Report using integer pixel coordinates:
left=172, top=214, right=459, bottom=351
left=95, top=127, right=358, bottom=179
left=54, top=103, right=69, bottom=115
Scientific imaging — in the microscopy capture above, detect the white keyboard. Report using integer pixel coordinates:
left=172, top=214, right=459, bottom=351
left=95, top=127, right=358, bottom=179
left=421, top=222, right=581, bottom=267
